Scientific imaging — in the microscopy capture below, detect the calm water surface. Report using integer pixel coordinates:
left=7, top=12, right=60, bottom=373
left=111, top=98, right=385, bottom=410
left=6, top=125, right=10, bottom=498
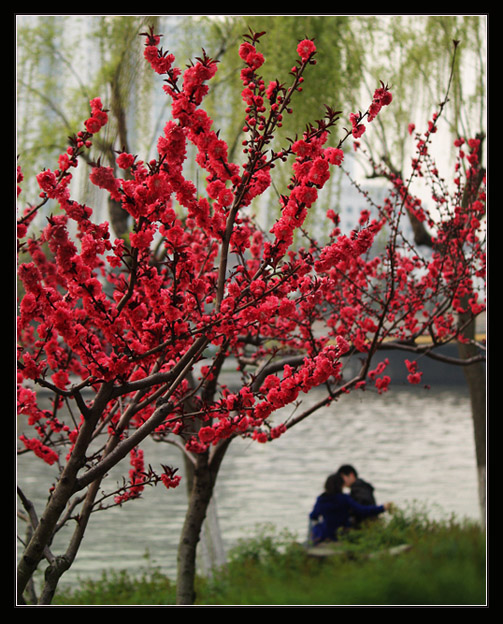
left=17, top=385, right=480, bottom=588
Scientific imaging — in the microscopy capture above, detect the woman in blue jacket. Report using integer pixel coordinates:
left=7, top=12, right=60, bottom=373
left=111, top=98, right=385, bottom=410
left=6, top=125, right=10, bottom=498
left=309, top=471, right=392, bottom=543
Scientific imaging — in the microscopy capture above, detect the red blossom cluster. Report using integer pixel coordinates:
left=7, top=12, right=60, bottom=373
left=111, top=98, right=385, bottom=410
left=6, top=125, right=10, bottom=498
left=349, top=83, right=392, bottom=141
left=19, top=434, right=59, bottom=466
left=84, top=97, right=108, bottom=135
left=17, top=28, right=485, bottom=497
left=114, top=448, right=146, bottom=504
left=160, top=470, right=182, bottom=490
left=405, top=359, right=423, bottom=385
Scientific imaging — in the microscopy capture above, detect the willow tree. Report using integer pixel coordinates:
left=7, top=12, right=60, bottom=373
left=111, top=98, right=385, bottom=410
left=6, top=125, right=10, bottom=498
left=179, top=16, right=369, bottom=230
left=193, top=15, right=485, bottom=171
left=17, top=15, right=162, bottom=237
left=347, top=15, right=486, bottom=170
left=349, top=15, right=487, bottom=524
left=16, top=15, right=487, bottom=220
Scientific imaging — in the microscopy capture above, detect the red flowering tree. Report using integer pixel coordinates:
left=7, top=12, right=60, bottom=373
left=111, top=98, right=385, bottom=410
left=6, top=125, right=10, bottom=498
left=17, top=28, right=485, bottom=605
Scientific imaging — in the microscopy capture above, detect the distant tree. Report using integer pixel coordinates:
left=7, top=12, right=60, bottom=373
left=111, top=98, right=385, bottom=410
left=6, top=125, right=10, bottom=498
left=17, top=15, right=161, bottom=236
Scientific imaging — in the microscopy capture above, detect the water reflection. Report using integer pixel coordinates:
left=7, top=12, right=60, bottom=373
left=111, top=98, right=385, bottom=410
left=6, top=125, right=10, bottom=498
left=17, top=385, right=479, bottom=587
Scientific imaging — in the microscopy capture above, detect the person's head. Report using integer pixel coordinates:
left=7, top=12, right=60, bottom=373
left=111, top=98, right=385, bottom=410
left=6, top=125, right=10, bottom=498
left=337, top=464, right=358, bottom=487
left=324, top=472, right=344, bottom=496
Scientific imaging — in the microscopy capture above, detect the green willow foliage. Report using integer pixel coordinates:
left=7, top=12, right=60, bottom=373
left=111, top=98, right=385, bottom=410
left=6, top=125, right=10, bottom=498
left=194, top=15, right=485, bottom=162
left=166, top=15, right=487, bottom=232
left=17, top=15, right=486, bottom=210
left=17, top=15, right=160, bottom=200
left=195, top=16, right=367, bottom=151
left=17, top=15, right=486, bottom=173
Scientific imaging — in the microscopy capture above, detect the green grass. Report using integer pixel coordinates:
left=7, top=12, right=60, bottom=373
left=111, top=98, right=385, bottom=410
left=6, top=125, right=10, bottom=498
left=52, top=567, right=177, bottom=606
left=52, top=508, right=486, bottom=606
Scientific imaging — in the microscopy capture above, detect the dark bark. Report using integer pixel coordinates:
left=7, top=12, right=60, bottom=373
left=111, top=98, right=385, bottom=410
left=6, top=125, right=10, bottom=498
left=17, top=382, right=114, bottom=602
left=457, top=303, right=486, bottom=523
left=176, top=439, right=232, bottom=605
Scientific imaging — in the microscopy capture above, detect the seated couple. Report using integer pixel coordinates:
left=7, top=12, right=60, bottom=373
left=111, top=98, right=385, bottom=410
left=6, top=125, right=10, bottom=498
left=309, top=465, right=393, bottom=544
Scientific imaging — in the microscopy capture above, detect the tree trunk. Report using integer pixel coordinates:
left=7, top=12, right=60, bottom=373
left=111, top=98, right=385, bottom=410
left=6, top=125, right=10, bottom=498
left=176, top=439, right=232, bottom=605
left=176, top=454, right=214, bottom=605
left=457, top=310, right=486, bottom=524
left=17, top=383, right=113, bottom=603
left=456, top=139, right=486, bottom=525
left=198, top=497, right=227, bottom=577
left=17, top=422, right=94, bottom=602
left=181, top=447, right=227, bottom=579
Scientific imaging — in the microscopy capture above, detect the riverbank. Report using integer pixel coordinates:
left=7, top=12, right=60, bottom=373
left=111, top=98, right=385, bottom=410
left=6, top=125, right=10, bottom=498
left=52, top=510, right=486, bottom=606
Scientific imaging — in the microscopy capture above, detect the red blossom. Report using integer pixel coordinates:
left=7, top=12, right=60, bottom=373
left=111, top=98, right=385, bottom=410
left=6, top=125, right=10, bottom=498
left=161, top=473, right=182, bottom=489
left=89, top=165, right=121, bottom=200
left=20, top=435, right=59, bottom=465
left=116, top=152, right=135, bottom=169
left=199, top=426, right=216, bottom=444
left=367, top=86, right=392, bottom=122
left=296, top=39, right=316, bottom=62
left=239, top=42, right=265, bottom=69
left=375, top=376, right=391, bottom=394
left=84, top=97, right=108, bottom=134
left=405, top=360, right=423, bottom=384
left=325, top=147, right=344, bottom=166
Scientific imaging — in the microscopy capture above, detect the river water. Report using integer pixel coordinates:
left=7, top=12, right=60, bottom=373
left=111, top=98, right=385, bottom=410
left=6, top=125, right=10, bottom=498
left=17, top=384, right=481, bottom=589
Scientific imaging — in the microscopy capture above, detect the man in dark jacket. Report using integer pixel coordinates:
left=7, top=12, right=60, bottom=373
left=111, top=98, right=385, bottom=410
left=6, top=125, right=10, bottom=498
left=337, top=464, right=377, bottom=525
